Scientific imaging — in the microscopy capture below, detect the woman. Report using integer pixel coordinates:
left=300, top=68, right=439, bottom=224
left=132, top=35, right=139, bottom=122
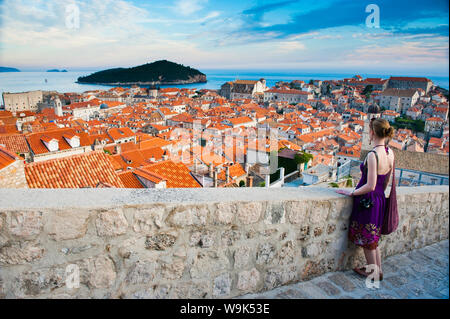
left=336, top=118, right=395, bottom=281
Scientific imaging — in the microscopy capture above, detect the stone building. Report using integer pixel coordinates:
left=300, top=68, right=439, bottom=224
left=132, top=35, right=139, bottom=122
left=388, top=76, right=433, bottom=94
left=219, top=79, right=267, bottom=100
left=2, top=90, right=43, bottom=113
left=263, top=88, right=312, bottom=104
left=0, top=146, right=28, bottom=188
left=379, top=88, right=419, bottom=114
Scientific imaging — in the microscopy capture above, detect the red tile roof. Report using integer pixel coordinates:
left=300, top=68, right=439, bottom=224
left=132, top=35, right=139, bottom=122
left=25, top=128, right=91, bottom=155
left=0, top=134, right=30, bottom=154
left=140, top=160, right=201, bottom=188
left=118, top=170, right=145, bottom=188
left=0, top=145, right=18, bottom=170
left=25, top=151, right=124, bottom=188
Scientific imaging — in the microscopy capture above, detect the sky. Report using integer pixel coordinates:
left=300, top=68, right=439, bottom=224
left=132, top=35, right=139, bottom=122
left=0, top=0, right=448, bottom=75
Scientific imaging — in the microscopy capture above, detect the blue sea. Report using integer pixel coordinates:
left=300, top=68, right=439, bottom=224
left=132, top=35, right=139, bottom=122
left=1, top=70, right=448, bottom=105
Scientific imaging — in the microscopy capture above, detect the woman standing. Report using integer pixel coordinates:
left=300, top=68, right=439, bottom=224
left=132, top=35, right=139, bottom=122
left=336, top=118, right=395, bottom=281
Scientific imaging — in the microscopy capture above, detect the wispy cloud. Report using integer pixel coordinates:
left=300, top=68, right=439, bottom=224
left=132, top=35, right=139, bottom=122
left=174, top=0, right=208, bottom=16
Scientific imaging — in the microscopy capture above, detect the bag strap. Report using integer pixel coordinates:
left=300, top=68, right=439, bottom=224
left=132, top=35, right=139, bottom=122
left=390, top=160, right=396, bottom=194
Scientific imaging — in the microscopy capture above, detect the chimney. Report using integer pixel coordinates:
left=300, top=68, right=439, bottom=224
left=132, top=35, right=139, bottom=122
left=209, top=163, right=214, bottom=178
left=213, top=170, right=218, bottom=188
left=246, top=176, right=253, bottom=187
left=115, top=144, right=121, bottom=154
left=226, top=166, right=230, bottom=183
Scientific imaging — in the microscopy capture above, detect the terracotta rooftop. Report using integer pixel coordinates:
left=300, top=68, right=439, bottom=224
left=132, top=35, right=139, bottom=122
left=25, top=151, right=125, bottom=188
left=140, top=160, right=201, bottom=188
left=0, top=134, right=29, bottom=154
left=0, top=145, right=19, bottom=170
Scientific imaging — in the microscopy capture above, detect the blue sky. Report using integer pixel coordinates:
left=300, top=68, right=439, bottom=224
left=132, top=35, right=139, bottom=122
left=0, top=0, right=448, bottom=75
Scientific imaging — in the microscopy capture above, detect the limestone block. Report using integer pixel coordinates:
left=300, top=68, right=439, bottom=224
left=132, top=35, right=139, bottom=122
left=145, top=232, right=177, bottom=250
left=12, top=267, right=65, bottom=297
left=237, top=268, right=260, bottom=291
left=263, top=265, right=297, bottom=290
left=126, top=260, right=157, bottom=285
left=233, top=246, right=252, bottom=269
left=189, top=230, right=214, bottom=248
left=330, top=198, right=352, bottom=220
left=133, top=207, right=165, bottom=233
left=168, top=205, right=209, bottom=227
left=81, top=255, right=116, bottom=289
left=301, top=242, right=322, bottom=258
left=173, top=281, right=210, bottom=299
left=264, top=202, right=285, bottom=224
left=0, top=242, right=44, bottom=265
left=221, top=229, right=242, bottom=246
left=160, top=260, right=185, bottom=280
left=275, top=241, right=295, bottom=265
left=309, top=201, right=331, bottom=225
left=213, top=273, right=231, bottom=297
left=190, top=251, right=229, bottom=279
left=46, top=210, right=90, bottom=241
left=7, top=211, right=43, bottom=239
left=256, top=243, right=275, bottom=265
left=286, top=201, right=310, bottom=225
left=96, top=210, right=128, bottom=237
left=215, top=203, right=235, bottom=225
left=236, top=202, right=263, bottom=225
left=126, top=284, right=171, bottom=299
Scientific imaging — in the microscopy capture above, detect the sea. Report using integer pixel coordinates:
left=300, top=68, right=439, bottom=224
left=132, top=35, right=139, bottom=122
left=1, top=70, right=449, bottom=105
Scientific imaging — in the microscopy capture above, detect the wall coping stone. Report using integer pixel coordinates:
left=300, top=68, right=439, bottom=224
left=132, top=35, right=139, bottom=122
left=0, top=186, right=447, bottom=210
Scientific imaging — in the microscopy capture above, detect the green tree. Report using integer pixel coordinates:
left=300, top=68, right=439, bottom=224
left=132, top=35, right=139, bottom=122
left=294, top=152, right=314, bottom=165
left=362, top=85, right=374, bottom=98
left=239, top=180, right=245, bottom=187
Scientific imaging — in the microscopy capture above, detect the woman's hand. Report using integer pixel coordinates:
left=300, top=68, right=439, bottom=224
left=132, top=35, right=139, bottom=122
left=335, top=189, right=353, bottom=196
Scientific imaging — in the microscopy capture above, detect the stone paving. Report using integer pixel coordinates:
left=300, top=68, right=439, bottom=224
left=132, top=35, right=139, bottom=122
left=238, top=240, right=449, bottom=299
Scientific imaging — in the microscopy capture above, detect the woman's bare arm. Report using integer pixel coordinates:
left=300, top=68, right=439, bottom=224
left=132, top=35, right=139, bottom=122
left=352, top=152, right=377, bottom=196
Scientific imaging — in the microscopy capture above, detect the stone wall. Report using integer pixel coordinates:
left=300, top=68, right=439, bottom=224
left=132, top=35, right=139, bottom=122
left=0, top=186, right=448, bottom=299
left=0, top=161, right=28, bottom=188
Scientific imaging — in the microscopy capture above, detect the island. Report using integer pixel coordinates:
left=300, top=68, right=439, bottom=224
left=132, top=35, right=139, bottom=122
left=76, top=60, right=207, bottom=85
left=0, top=67, right=20, bottom=72
left=47, top=69, right=68, bottom=72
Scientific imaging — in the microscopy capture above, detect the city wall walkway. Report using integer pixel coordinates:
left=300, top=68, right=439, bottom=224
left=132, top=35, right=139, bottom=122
left=238, top=240, right=449, bottom=299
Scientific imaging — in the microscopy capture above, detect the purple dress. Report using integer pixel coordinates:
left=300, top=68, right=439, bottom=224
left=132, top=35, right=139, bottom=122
left=348, top=148, right=389, bottom=250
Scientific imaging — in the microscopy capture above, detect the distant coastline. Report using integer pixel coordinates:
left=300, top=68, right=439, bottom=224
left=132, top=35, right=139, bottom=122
left=0, top=67, right=20, bottom=72
left=47, top=69, right=68, bottom=72
left=75, top=79, right=207, bottom=86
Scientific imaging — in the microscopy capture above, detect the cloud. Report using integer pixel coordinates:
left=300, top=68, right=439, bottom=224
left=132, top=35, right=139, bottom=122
left=174, top=0, right=208, bottom=16
left=240, top=0, right=449, bottom=38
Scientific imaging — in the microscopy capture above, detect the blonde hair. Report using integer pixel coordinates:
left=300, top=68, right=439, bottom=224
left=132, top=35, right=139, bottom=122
left=370, top=118, right=395, bottom=139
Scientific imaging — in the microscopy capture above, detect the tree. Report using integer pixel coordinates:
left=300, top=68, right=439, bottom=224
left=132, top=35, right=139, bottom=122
left=294, top=152, right=314, bottom=165
left=362, top=85, right=374, bottom=98
left=239, top=180, right=245, bottom=187
left=309, top=79, right=314, bottom=85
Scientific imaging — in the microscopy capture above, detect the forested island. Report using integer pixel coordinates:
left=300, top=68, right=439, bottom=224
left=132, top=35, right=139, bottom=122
left=76, top=60, right=206, bottom=85
left=0, top=67, right=20, bottom=72
left=47, top=69, right=68, bottom=72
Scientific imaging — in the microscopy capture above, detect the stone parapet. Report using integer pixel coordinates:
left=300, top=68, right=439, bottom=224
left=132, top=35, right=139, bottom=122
left=0, top=186, right=448, bottom=298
